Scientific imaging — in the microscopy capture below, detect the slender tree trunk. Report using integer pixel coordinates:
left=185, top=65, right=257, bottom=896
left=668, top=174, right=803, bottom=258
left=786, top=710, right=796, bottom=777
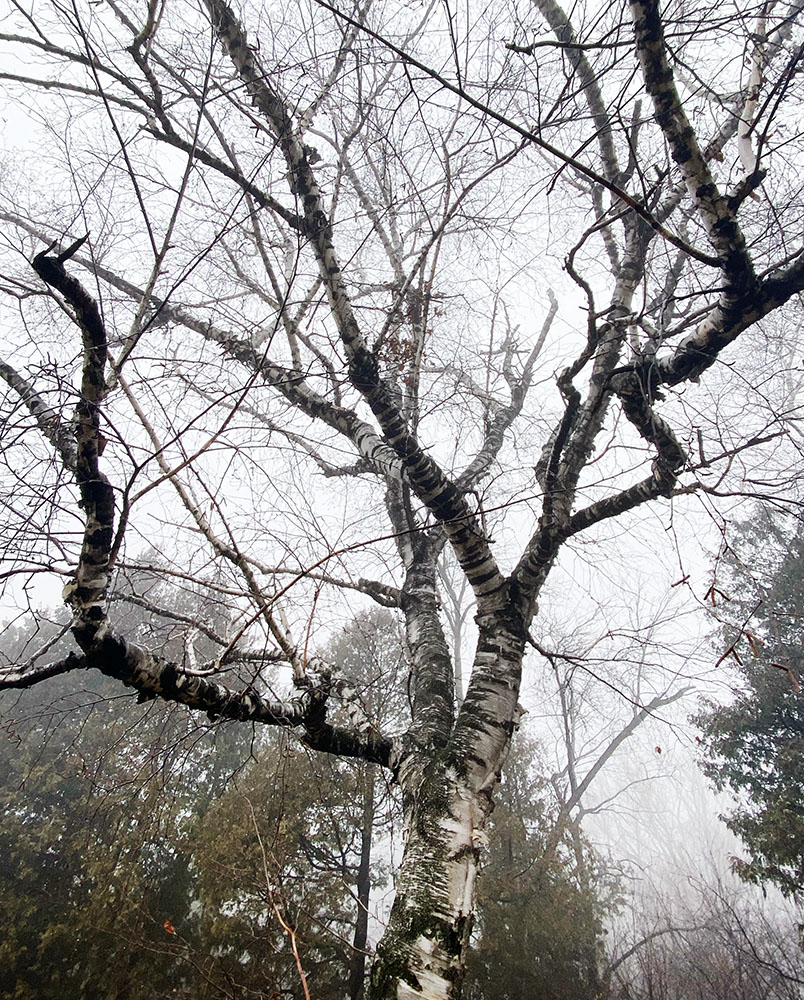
left=569, top=822, right=605, bottom=997
left=349, top=765, right=376, bottom=1000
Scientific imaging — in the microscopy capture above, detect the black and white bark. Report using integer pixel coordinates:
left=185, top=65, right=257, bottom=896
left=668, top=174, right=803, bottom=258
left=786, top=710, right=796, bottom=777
left=2, top=1, right=804, bottom=998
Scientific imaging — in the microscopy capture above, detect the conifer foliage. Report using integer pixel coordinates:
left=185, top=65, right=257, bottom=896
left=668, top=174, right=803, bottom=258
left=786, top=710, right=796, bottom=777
left=698, top=511, right=804, bottom=897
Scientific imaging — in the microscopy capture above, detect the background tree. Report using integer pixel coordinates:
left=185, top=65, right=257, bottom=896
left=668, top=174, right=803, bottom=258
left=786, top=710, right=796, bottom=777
left=323, top=610, right=408, bottom=1000
left=0, top=670, right=248, bottom=999
left=2, top=0, right=804, bottom=996
left=0, top=577, right=253, bottom=999
left=697, top=508, right=804, bottom=898
left=193, top=609, right=407, bottom=1000
left=606, top=875, right=804, bottom=1000
left=464, top=730, right=612, bottom=1000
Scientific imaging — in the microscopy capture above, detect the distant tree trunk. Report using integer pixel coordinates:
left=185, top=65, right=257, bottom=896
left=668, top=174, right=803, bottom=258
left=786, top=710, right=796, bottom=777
left=349, top=766, right=376, bottom=1000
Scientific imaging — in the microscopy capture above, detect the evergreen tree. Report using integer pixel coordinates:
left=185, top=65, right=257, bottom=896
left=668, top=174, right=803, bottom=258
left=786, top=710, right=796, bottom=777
left=0, top=605, right=405, bottom=999
left=464, top=732, right=612, bottom=1000
left=0, top=669, right=243, bottom=999
left=0, top=575, right=251, bottom=999
left=697, top=510, right=804, bottom=897
left=193, top=734, right=371, bottom=998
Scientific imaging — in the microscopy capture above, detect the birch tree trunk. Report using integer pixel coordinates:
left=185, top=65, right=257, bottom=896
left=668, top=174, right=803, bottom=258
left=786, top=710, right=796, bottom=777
left=372, top=608, right=527, bottom=999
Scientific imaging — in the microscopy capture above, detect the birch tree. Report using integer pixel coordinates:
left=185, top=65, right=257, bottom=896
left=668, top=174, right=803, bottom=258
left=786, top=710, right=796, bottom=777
left=2, top=0, right=804, bottom=997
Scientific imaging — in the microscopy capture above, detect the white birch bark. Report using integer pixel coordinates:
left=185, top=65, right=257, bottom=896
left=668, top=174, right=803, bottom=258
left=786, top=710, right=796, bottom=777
left=2, top=2, right=804, bottom=999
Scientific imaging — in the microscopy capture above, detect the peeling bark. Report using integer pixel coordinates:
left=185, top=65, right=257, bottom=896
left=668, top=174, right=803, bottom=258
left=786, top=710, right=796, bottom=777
left=373, top=612, right=527, bottom=1000
left=3, top=2, right=804, bottom=998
